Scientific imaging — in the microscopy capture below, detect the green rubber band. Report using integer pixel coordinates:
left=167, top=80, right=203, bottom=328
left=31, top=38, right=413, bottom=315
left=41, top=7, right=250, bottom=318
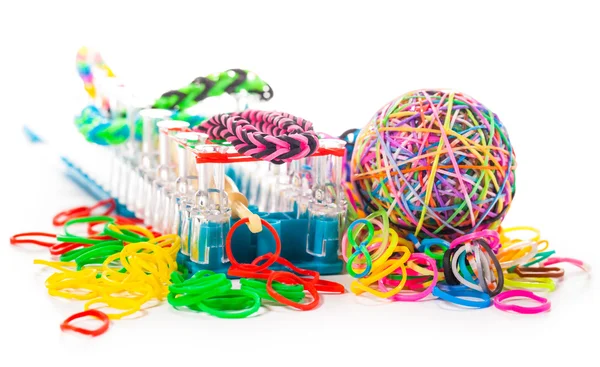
left=60, top=240, right=122, bottom=261
left=240, top=278, right=305, bottom=303
left=64, top=216, right=115, bottom=237
left=196, top=289, right=261, bottom=319
left=103, top=225, right=149, bottom=243
left=168, top=281, right=232, bottom=307
left=169, top=275, right=228, bottom=295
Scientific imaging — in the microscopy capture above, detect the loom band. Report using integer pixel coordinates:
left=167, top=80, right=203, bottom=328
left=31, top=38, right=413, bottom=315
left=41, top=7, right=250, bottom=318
left=71, top=242, right=124, bottom=264
left=225, top=218, right=281, bottom=272
left=48, top=286, right=98, bottom=301
left=191, top=270, right=217, bottom=279
left=200, top=295, right=259, bottom=311
left=241, top=279, right=306, bottom=303
left=452, top=245, right=497, bottom=294
left=514, top=266, right=565, bottom=279
left=382, top=276, right=429, bottom=292
left=344, top=235, right=393, bottom=271
left=34, top=259, right=80, bottom=273
left=343, top=212, right=389, bottom=261
left=266, top=271, right=321, bottom=311
left=240, top=278, right=305, bottom=293
left=10, top=232, right=57, bottom=248
left=449, top=230, right=500, bottom=252
left=341, top=219, right=385, bottom=263
left=60, top=309, right=110, bottom=337
left=196, top=289, right=261, bottom=318
left=120, top=242, right=175, bottom=270
left=432, top=286, right=492, bottom=309
left=50, top=242, right=92, bottom=256
left=110, top=224, right=155, bottom=240
left=351, top=259, right=408, bottom=298
left=474, top=241, right=504, bottom=297
left=498, top=242, right=539, bottom=270
left=383, top=253, right=439, bottom=301
left=443, top=247, right=461, bottom=285
left=53, top=206, right=91, bottom=226
left=353, top=246, right=410, bottom=288
left=542, top=257, right=591, bottom=272
left=346, top=245, right=373, bottom=278
left=249, top=253, right=321, bottom=283
left=64, top=216, right=116, bottom=237
left=244, top=284, right=305, bottom=304
left=493, top=290, right=551, bottom=314
left=168, top=282, right=233, bottom=308
left=503, top=273, right=556, bottom=292
left=103, top=225, right=150, bottom=244
left=168, top=275, right=229, bottom=295
left=536, top=240, right=550, bottom=253
left=499, top=226, right=541, bottom=245
left=512, top=250, right=556, bottom=270
left=60, top=240, right=123, bottom=261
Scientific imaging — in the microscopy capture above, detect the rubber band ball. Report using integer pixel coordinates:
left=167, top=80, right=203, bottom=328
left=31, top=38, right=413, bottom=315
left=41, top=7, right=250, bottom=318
left=350, top=89, right=516, bottom=240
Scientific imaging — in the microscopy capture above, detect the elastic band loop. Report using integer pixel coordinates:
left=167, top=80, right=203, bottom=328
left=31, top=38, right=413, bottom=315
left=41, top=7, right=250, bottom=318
left=494, top=290, right=551, bottom=314
left=267, top=272, right=320, bottom=311
left=60, top=309, right=110, bottom=337
left=10, top=232, right=56, bottom=248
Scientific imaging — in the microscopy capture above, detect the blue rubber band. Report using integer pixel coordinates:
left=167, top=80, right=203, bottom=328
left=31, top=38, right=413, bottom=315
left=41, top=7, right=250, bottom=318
left=432, top=285, right=492, bottom=308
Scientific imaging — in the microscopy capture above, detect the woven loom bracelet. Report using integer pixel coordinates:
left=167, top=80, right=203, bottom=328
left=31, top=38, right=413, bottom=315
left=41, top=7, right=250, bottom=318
left=196, top=110, right=320, bottom=164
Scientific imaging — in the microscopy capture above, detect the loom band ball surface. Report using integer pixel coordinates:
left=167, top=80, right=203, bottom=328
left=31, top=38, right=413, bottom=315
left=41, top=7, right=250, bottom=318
left=493, top=290, right=551, bottom=314
left=195, top=288, right=261, bottom=319
left=60, top=309, right=110, bottom=337
left=449, top=230, right=500, bottom=252
left=10, top=232, right=57, bottom=248
left=432, top=285, right=492, bottom=309
left=267, top=271, right=321, bottom=311
left=383, top=253, right=439, bottom=302
left=226, top=218, right=281, bottom=272
left=503, top=273, right=556, bottom=292
left=515, top=266, right=565, bottom=279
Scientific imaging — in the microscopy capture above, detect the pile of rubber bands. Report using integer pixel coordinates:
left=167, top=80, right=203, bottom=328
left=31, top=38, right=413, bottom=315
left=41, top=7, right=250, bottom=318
left=343, top=211, right=590, bottom=313
left=10, top=199, right=345, bottom=337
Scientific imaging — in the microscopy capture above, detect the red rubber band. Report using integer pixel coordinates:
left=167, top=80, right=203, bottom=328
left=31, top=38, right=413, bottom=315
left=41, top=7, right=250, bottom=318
left=52, top=206, right=91, bottom=226
left=60, top=309, right=110, bottom=337
left=267, top=271, right=320, bottom=311
left=49, top=242, right=92, bottom=256
left=10, top=232, right=56, bottom=248
left=226, top=218, right=281, bottom=272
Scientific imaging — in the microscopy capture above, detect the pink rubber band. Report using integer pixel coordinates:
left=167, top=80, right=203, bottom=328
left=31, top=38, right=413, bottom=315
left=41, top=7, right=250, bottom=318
left=450, top=230, right=500, bottom=252
left=543, top=257, right=591, bottom=272
left=380, top=253, right=438, bottom=302
left=493, top=290, right=551, bottom=314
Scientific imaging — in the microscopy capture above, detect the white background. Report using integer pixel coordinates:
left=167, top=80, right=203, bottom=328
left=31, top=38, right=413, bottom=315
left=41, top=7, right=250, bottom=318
left=0, top=0, right=598, bottom=365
